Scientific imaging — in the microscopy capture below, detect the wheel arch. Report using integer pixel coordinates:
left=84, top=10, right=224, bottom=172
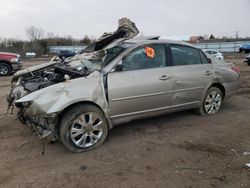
left=210, top=82, right=225, bottom=100
left=56, top=101, right=111, bottom=134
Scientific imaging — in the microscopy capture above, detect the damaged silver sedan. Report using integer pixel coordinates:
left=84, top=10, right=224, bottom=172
left=7, top=18, right=240, bottom=152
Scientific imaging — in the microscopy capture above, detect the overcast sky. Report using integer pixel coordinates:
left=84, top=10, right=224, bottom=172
left=0, top=0, right=250, bottom=40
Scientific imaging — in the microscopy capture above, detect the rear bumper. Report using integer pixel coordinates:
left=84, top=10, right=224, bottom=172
left=224, top=81, right=240, bottom=99
left=11, top=61, right=23, bottom=71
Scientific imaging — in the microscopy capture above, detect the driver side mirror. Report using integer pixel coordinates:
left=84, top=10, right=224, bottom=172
left=114, top=64, right=124, bottom=72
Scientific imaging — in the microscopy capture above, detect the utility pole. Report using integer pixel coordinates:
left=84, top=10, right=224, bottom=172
left=235, top=31, right=239, bottom=39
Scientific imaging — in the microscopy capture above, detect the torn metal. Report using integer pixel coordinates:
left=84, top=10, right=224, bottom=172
left=7, top=17, right=139, bottom=140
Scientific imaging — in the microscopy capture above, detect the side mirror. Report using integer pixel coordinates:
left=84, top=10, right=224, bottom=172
left=114, top=64, right=124, bottom=72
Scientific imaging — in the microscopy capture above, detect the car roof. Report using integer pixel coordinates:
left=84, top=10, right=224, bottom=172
left=125, top=38, right=195, bottom=47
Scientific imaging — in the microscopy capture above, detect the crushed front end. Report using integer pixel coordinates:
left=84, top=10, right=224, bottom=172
left=6, top=17, right=139, bottom=141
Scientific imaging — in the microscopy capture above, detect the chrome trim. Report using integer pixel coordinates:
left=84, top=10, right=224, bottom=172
left=111, top=87, right=205, bottom=102
left=110, top=101, right=200, bottom=118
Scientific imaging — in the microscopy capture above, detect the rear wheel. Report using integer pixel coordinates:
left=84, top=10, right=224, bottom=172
left=60, top=104, right=109, bottom=152
left=197, top=87, right=223, bottom=115
left=0, top=63, right=12, bottom=76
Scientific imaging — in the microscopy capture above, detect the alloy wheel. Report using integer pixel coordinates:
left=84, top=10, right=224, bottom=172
left=70, top=112, right=104, bottom=148
left=204, top=90, right=222, bottom=114
left=0, top=66, right=8, bottom=75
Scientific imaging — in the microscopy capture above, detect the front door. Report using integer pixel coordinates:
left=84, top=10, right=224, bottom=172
left=108, top=44, right=173, bottom=119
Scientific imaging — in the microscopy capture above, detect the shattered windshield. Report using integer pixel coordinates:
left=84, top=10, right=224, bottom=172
left=67, top=44, right=129, bottom=73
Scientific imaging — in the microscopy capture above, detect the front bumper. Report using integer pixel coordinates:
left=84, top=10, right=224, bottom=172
left=17, top=106, right=58, bottom=139
left=11, top=61, right=23, bottom=71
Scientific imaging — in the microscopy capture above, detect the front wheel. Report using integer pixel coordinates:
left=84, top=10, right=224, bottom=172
left=197, top=87, right=223, bottom=115
left=60, top=104, right=109, bottom=152
left=0, top=63, right=12, bottom=76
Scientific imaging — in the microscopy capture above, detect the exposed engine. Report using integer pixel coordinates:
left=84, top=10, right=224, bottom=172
left=7, top=62, right=89, bottom=105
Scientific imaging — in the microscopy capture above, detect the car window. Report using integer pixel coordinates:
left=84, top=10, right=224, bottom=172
left=170, top=45, right=202, bottom=66
left=200, top=51, right=209, bottom=64
left=210, top=51, right=217, bottom=54
left=122, top=44, right=167, bottom=71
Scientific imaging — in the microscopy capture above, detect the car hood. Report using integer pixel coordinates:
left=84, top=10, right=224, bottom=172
left=0, top=52, right=20, bottom=61
left=0, top=52, right=19, bottom=57
left=13, top=60, right=57, bottom=78
left=15, top=71, right=109, bottom=116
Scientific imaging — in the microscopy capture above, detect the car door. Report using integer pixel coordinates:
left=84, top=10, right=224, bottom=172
left=107, top=44, right=173, bottom=120
left=169, top=44, right=214, bottom=106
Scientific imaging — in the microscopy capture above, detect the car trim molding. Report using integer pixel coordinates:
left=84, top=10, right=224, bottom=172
left=111, top=86, right=205, bottom=102
left=110, top=101, right=200, bottom=118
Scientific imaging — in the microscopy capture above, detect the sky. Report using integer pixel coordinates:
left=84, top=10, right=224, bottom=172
left=0, top=0, right=250, bottom=40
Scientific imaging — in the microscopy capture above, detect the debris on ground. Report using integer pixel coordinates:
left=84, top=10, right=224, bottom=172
left=80, top=165, right=88, bottom=171
left=17, top=140, right=28, bottom=148
left=244, top=163, right=250, bottom=168
left=230, top=148, right=240, bottom=157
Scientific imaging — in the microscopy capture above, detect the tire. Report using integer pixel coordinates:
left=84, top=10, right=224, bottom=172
left=59, top=104, right=109, bottom=152
left=0, top=63, right=12, bottom=76
left=248, top=63, right=250, bottom=66
left=196, top=87, right=223, bottom=115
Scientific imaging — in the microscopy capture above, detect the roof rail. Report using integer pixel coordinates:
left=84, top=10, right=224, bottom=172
left=134, top=36, right=160, bottom=40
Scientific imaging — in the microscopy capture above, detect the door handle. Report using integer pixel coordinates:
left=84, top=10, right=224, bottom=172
left=205, top=71, right=213, bottom=76
left=159, top=75, right=171, bottom=81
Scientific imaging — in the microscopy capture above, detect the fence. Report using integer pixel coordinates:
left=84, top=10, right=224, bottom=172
left=47, top=46, right=87, bottom=54
left=194, top=41, right=250, bottom=52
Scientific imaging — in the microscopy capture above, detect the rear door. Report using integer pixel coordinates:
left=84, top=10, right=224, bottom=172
left=107, top=44, right=173, bottom=118
left=169, top=44, right=213, bottom=105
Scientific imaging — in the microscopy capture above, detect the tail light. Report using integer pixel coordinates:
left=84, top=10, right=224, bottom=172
left=231, top=66, right=240, bottom=74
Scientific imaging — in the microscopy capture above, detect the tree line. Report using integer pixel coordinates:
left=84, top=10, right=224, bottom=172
left=0, top=26, right=95, bottom=56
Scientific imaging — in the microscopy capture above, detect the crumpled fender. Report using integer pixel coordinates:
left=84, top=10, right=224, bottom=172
left=16, top=72, right=109, bottom=117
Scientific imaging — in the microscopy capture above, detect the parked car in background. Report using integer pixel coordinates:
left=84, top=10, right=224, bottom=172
left=58, top=50, right=76, bottom=59
left=9, top=39, right=240, bottom=152
left=239, top=43, right=250, bottom=53
left=203, top=49, right=224, bottom=60
left=25, top=52, right=36, bottom=58
left=244, top=54, right=250, bottom=66
left=0, top=52, right=23, bottom=76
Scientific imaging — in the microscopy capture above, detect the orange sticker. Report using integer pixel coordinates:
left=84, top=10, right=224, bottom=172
left=145, top=47, right=155, bottom=58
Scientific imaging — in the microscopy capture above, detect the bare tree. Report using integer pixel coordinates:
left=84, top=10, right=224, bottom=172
left=203, top=34, right=209, bottom=40
left=80, top=35, right=92, bottom=45
left=47, top=31, right=55, bottom=39
left=26, top=25, right=44, bottom=41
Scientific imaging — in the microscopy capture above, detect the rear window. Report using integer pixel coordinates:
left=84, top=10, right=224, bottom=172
left=170, top=45, right=202, bottom=66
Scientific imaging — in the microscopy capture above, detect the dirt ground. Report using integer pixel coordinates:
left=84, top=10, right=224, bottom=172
left=0, top=56, right=250, bottom=188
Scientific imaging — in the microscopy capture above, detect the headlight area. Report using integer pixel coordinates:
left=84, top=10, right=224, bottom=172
left=10, top=57, right=19, bottom=63
left=15, top=101, right=58, bottom=140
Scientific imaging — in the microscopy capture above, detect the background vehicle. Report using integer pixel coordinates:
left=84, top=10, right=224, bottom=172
left=0, top=52, right=22, bottom=76
left=244, top=54, right=250, bottom=66
left=25, top=52, right=36, bottom=58
left=239, top=43, right=250, bottom=53
left=203, top=49, right=224, bottom=60
left=58, top=50, right=76, bottom=59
